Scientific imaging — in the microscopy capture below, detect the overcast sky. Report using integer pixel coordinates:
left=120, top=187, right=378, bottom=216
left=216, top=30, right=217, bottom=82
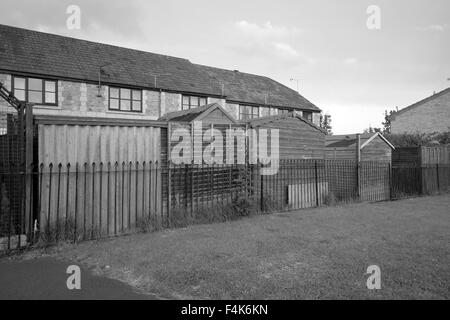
left=1, top=0, right=449, bottom=133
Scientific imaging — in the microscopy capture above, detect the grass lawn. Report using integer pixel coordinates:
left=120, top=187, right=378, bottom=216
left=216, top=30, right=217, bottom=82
left=42, top=194, right=449, bottom=299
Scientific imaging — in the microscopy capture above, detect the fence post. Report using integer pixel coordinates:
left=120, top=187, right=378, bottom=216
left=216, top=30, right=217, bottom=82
left=184, top=163, right=189, bottom=214
left=167, top=161, right=171, bottom=228
left=356, top=134, right=361, bottom=200
left=315, top=160, right=319, bottom=207
left=260, top=163, right=264, bottom=212
left=436, top=163, right=440, bottom=192
left=190, top=161, right=194, bottom=221
left=388, top=162, right=392, bottom=200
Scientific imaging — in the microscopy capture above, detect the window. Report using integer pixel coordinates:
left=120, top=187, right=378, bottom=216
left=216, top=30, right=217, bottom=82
left=12, top=76, right=58, bottom=106
left=239, top=105, right=260, bottom=120
left=302, top=111, right=313, bottom=122
left=182, top=95, right=207, bottom=110
left=279, top=108, right=291, bottom=115
left=109, top=87, right=142, bottom=112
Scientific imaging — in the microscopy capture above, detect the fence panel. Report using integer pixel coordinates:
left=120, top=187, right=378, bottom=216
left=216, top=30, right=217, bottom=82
left=0, top=111, right=27, bottom=252
left=38, top=161, right=163, bottom=241
left=391, top=166, right=422, bottom=199
left=360, top=161, right=390, bottom=202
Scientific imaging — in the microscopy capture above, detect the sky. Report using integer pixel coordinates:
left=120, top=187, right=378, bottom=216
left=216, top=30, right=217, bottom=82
left=0, top=0, right=449, bottom=133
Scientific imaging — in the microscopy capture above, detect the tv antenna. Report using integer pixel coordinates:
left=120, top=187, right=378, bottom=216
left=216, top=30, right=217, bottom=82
left=149, top=73, right=171, bottom=88
left=290, top=78, right=302, bottom=92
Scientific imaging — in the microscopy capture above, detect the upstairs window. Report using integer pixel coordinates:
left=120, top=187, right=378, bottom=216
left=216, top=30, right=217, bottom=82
left=109, top=87, right=142, bottom=112
left=302, top=111, right=313, bottom=122
left=12, top=76, right=57, bottom=106
left=239, top=105, right=259, bottom=120
left=270, top=108, right=279, bottom=115
left=182, top=95, right=207, bottom=110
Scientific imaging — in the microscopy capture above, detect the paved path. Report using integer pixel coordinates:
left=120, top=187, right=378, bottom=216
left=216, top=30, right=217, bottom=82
left=0, top=256, right=154, bottom=300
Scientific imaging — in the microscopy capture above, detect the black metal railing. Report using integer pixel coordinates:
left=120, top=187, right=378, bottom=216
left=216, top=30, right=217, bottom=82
left=1, top=159, right=449, bottom=251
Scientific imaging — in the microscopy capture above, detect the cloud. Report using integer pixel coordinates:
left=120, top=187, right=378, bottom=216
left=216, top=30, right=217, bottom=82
left=415, top=23, right=449, bottom=32
left=344, top=57, right=358, bottom=65
left=0, top=0, right=147, bottom=42
left=227, top=21, right=315, bottom=66
left=273, top=43, right=298, bottom=57
left=234, top=20, right=302, bottom=40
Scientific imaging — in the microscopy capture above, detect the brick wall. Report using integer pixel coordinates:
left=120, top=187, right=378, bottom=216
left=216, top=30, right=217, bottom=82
left=391, top=90, right=450, bottom=134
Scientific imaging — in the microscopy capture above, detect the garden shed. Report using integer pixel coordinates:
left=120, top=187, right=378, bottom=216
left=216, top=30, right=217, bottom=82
left=159, top=103, right=242, bottom=164
left=243, top=112, right=327, bottom=160
left=243, top=113, right=328, bottom=210
left=325, top=132, right=395, bottom=162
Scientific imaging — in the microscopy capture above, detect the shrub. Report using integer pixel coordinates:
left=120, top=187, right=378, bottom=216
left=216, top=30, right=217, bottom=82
left=167, top=192, right=260, bottom=228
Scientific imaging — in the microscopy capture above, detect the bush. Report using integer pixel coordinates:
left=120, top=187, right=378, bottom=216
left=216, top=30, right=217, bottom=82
left=167, top=192, right=260, bottom=228
left=229, top=194, right=257, bottom=217
left=384, top=132, right=450, bottom=147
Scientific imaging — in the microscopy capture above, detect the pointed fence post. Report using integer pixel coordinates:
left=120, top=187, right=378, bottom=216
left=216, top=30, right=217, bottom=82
left=356, top=134, right=361, bottom=200
left=315, top=160, right=319, bottom=207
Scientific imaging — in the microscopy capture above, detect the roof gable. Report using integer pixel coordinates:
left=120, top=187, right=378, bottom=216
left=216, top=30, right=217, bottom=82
left=159, top=103, right=237, bottom=124
left=392, top=87, right=450, bottom=119
left=195, top=64, right=319, bottom=111
left=325, top=133, right=395, bottom=150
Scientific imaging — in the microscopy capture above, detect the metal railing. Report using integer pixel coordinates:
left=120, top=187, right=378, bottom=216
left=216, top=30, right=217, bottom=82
left=1, top=159, right=449, bottom=251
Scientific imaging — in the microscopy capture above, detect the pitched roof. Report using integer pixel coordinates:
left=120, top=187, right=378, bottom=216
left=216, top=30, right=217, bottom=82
left=159, top=103, right=237, bottom=123
left=242, top=112, right=326, bottom=134
left=196, top=64, right=319, bottom=111
left=392, top=87, right=450, bottom=119
left=0, top=24, right=320, bottom=111
left=325, top=133, right=395, bottom=149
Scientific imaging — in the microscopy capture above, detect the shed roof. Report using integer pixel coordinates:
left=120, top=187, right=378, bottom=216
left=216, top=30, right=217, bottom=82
left=159, top=103, right=237, bottom=124
left=0, top=24, right=320, bottom=111
left=241, top=112, right=327, bottom=134
left=325, top=132, right=395, bottom=149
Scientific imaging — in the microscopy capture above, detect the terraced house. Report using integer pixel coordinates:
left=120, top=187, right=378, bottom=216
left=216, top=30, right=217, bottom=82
left=0, top=24, right=321, bottom=132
